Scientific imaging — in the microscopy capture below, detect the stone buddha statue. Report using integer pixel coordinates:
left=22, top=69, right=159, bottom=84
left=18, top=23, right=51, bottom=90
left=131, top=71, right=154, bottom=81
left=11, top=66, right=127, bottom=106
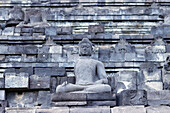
left=56, top=38, right=111, bottom=93
left=17, top=8, right=49, bottom=28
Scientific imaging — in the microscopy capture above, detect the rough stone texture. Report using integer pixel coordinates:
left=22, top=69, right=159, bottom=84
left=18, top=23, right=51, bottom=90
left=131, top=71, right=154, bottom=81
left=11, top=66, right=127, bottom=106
left=36, top=107, right=69, bottom=113
left=146, top=106, right=170, bottom=113
left=111, top=106, right=146, bottom=113
left=5, top=73, right=29, bottom=89
left=7, top=92, right=38, bottom=107
left=118, top=90, right=147, bottom=106
left=70, top=106, right=110, bottom=113
left=0, top=90, right=5, bottom=101
left=38, top=91, right=51, bottom=107
left=30, top=75, right=50, bottom=89
left=147, top=90, right=170, bottom=105
left=5, top=108, right=36, bottom=113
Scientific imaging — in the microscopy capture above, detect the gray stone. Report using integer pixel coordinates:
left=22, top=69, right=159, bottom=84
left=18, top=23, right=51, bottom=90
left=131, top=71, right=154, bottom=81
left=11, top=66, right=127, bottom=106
left=38, top=91, right=51, bottom=107
left=45, top=27, right=57, bottom=36
left=115, top=71, right=137, bottom=93
left=2, top=27, right=14, bottom=36
left=16, top=67, right=33, bottom=75
left=7, top=92, right=38, bottom=107
left=111, top=106, right=146, bottom=113
left=6, top=56, right=22, bottom=62
left=33, top=28, right=45, bottom=33
left=0, top=73, right=4, bottom=88
left=146, top=106, right=170, bottom=113
left=99, top=46, right=110, bottom=61
left=49, top=45, right=62, bottom=54
left=30, top=75, right=50, bottom=89
left=57, top=27, right=72, bottom=35
left=88, top=25, right=104, bottom=33
left=21, top=28, right=33, bottom=33
left=166, top=44, right=170, bottom=52
left=24, top=45, right=38, bottom=54
left=56, top=38, right=111, bottom=93
left=70, top=106, right=110, bottom=113
left=147, top=90, right=170, bottom=105
left=37, top=53, right=51, bottom=62
left=5, top=73, right=29, bottom=89
left=8, top=46, right=24, bottom=54
left=0, top=90, right=5, bottom=100
left=118, top=90, right=147, bottom=106
left=52, top=101, right=87, bottom=106
left=5, top=108, right=36, bottom=113
left=0, top=46, right=8, bottom=54
left=88, top=101, right=116, bottom=106
left=36, top=107, right=69, bottom=113
left=87, top=93, right=116, bottom=101
left=34, top=67, right=66, bottom=76
left=51, top=77, right=58, bottom=93
left=52, top=93, right=87, bottom=101
left=0, top=55, right=5, bottom=62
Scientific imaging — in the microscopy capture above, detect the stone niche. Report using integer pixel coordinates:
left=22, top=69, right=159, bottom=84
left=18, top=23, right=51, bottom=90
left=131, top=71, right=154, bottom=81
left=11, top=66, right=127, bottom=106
left=145, top=36, right=166, bottom=62
left=110, top=38, right=136, bottom=62
left=138, top=63, right=163, bottom=91
left=114, top=71, right=137, bottom=93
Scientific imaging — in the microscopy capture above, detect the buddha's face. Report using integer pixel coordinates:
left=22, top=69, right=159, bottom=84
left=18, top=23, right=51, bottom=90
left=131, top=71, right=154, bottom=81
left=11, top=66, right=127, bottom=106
left=79, top=43, right=92, bottom=56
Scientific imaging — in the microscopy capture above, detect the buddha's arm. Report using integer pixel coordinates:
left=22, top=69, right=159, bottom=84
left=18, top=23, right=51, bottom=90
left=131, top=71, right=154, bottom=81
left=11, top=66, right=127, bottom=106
left=95, top=62, right=108, bottom=84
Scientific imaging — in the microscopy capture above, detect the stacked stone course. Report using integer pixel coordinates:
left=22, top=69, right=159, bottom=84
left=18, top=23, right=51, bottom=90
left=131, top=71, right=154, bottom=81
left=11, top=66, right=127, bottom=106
left=0, top=0, right=169, bottom=113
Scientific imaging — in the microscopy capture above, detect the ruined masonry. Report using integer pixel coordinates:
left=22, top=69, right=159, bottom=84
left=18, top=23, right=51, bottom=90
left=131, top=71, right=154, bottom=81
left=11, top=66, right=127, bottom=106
left=0, top=0, right=170, bottom=113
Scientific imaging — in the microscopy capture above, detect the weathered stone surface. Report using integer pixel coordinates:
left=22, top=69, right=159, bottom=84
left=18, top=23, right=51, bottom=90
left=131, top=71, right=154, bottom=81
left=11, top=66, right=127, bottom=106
left=52, top=101, right=87, bottom=106
left=88, top=25, right=104, bottom=33
left=7, top=92, right=38, bottom=107
left=52, top=93, right=87, bottom=101
left=2, top=27, right=14, bottom=36
left=36, top=107, right=69, bottom=113
left=147, top=90, right=170, bottom=105
left=34, top=67, right=66, bottom=76
left=38, top=91, right=51, bottom=107
left=70, top=106, right=110, bottom=113
left=88, top=101, right=116, bottom=106
left=146, top=106, right=170, bottom=113
left=99, top=46, right=110, bottom=61
left=138, top=82, right=163, bottom=91
left=5, top=108, right=36, bottom=113
left=0, top=90, right=5, bottom=101
left=115, top=71, right=137, bottom=93
left=24, top=45, right=38, bottom=54
left=0, top=73, right=4, bottom=88
left=45, top=27, right=57, bottom=36
left=111, top=106, right=146, bottom=113
left=118, top=90, right=147, bottom=106
left=5, top=73, right=29, bottom=88
left=87, top=93, right=115, bottom=101
left=30, top=75, right=50, bottom=89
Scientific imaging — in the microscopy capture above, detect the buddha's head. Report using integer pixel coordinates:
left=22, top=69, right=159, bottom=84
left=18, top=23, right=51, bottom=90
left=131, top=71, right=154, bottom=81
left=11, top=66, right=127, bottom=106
left=78, top=38, right=93, bottom=56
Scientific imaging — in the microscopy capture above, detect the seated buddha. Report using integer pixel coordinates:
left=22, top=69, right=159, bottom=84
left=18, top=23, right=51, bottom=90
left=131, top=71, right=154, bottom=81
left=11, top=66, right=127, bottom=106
left=56, top=38, right=111, bottom=93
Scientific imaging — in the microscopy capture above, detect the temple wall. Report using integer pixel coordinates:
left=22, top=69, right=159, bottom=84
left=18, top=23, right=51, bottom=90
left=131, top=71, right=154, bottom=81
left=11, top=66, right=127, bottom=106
left=0, top=0, right=170, bottom=113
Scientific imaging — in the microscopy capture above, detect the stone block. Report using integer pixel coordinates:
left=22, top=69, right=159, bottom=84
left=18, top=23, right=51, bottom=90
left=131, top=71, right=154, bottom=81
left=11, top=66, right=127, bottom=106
left=166, top=44, right=170, bottom=52
left=2, top=27, right=14, bottom=36
left=147, top=90, right=170, bottom=105
left=87, top=101, right=116, bottom=106
left=98, top=46, right=110, bottom=61
left=5, top=108, right=36, bottom=113
left=37, top=53, right=51, bottom=62
left=49, top=45, right=62, bottom=54
left=38, top=91, right=51, bottom=107
left=8, top=46, right=24, bottom=54
left=0, top=73, right=4, bottom=88
left=21, top=28, right=33, bottom=33
left=88, top=25, right=104, bottom=33
left=34, top=67, right=66, bottom=76
left=30, top=75, right=50, bottom=89
left=51, top=77, right=58, bottom=93
left=6, top=56, right=22, bottom=62
left=0, top=90, right=5, bottom=100
left=0, top=46, right=8, bottom=54
left=24, top=45, right=38, bottom=54
left=52, top=93, right=86, bottom=101
left=110, top=53, right=125, bottom=62
left=45, top=27, right=57, bottom=36
left=16, top=67, right=33, bottom=75
left=70, top=107, right=110, bottom=113
left=57, top=27, right=72, bottom=35
left=36, top=107, right=69, bottom=113
left=163, top=72, right=170, bottom=90
left=111, top=106, right=146, bottom=113
left=87, top=93, right=116, bottom=101
left=146, top=106, right=170, bottom=113
left=0, top=55, right=5, bottom=62
left=145, top=53, right=165, bottom=62
left=7, top=92, right=38, bottom=107
left=118, top=90, right=147, bottom=106
left=5, top=73, right=29, bottom=89
left=52, top=101, right=87, bottom=106
left=138, top=82, right=163, bottom=91
left=115, top=71, right=137, bottom=92
left=33, top=28, right=45, bottom=33
left=51, top=54, right=67, bottom=62
left=125, top=53, right=136, bottom=61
